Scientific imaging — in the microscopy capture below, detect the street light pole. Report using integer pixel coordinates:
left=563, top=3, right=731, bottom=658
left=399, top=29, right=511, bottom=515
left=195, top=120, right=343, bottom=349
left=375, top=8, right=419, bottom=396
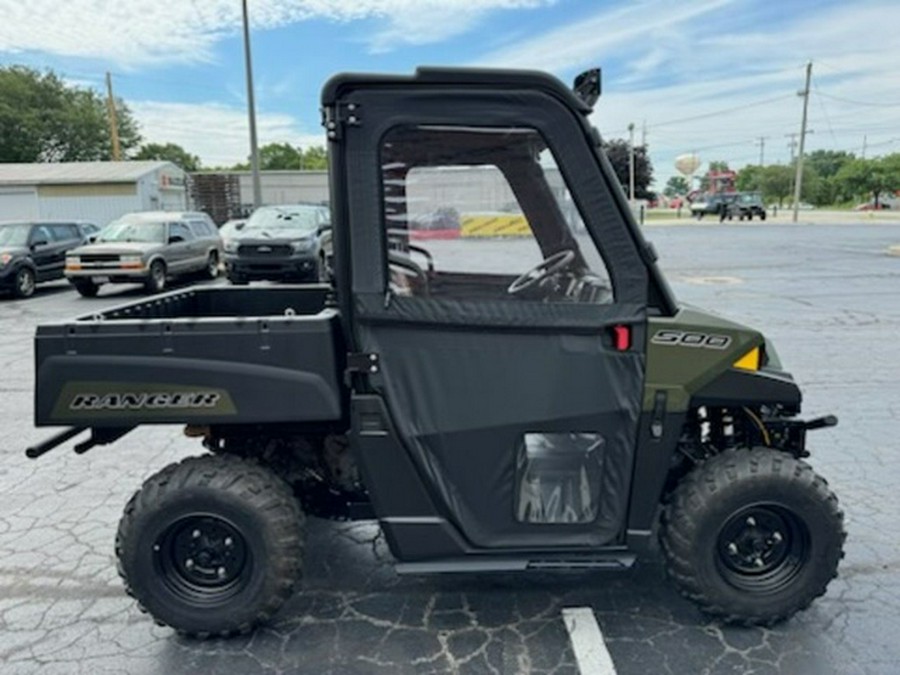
left=242, top=0, right=263, bottom=209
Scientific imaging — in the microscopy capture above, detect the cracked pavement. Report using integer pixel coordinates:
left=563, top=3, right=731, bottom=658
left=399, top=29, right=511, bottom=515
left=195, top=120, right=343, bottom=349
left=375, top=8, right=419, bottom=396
left=1, top=221, right=899, bottom=674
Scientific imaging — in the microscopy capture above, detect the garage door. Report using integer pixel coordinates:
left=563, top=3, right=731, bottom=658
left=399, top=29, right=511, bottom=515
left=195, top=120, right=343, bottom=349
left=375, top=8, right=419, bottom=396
left=0, top=188, right=39, bottom=220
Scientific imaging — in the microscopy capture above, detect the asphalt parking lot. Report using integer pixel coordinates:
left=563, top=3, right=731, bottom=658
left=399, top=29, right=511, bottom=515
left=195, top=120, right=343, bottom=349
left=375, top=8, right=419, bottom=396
left=1, top=221, right=899, bottom=674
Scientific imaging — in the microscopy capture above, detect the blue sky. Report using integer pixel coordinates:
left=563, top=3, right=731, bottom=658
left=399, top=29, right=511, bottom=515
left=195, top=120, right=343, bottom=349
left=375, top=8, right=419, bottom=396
left=1, top=0, right=899, bottom=188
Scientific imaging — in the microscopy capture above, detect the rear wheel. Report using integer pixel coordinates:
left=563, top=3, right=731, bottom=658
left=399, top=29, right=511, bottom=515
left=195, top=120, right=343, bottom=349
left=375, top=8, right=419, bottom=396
left=760, top=211, right=767, bottom=221
left=206, top=252, right=219, bottom=279
left=145, top=260, right=167, bottom=294
left=73, top=279, right=99, bottom=297
left=12, top=267, right=35, bottom=298
left=116, top=455, right=305, bottom=637
left=660, top=448, right=844, bottom=625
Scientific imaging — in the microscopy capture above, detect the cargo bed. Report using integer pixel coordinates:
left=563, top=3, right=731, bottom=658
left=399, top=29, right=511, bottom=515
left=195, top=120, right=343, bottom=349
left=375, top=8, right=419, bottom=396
left=34, top=285, right=346, bottom=428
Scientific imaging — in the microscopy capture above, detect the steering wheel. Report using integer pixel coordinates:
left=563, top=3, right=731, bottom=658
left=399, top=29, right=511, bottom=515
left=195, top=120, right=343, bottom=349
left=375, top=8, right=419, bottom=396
left=507, top=249, right=576, bottom=296
left=388, top=252, right=429, bottom=296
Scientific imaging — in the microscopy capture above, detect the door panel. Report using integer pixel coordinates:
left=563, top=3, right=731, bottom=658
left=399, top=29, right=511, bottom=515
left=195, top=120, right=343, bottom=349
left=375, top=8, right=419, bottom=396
left=340, top=85, right=648, bottom=550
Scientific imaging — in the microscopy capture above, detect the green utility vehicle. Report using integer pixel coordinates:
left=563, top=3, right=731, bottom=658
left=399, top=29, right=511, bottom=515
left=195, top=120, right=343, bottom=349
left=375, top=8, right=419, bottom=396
left=28, top=67, right=844, bottom=637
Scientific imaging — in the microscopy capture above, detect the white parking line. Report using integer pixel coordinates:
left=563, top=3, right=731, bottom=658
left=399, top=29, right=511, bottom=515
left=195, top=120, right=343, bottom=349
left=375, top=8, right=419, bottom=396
left=562, top=607, right=617, bottom=675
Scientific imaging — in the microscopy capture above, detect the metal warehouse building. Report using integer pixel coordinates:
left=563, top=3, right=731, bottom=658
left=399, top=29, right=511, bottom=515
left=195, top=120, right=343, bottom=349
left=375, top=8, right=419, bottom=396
left=0, top=161, right=188, bottom=227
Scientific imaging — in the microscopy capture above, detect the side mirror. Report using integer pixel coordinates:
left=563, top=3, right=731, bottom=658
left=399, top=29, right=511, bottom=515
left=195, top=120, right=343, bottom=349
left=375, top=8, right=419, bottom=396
left=573, top=68, right=601, bottom=108
left=235, top=222, right=245, bottom=231
left=317, top=223, right=332, bottom=234
left=169, top=235, right=185, bottom=244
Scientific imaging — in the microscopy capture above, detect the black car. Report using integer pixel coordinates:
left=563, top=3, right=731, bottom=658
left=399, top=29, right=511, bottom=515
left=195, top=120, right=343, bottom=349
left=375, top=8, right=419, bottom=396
left=0, top=221, right=95, bottom=298
left=224, top=204, right=330, bottom=284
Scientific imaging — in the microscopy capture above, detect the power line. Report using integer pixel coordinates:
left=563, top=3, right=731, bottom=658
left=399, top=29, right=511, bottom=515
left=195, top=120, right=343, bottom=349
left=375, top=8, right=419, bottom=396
left=816, top=91, right=900, bottom=108
left=647, top=94, right=794, bottom=129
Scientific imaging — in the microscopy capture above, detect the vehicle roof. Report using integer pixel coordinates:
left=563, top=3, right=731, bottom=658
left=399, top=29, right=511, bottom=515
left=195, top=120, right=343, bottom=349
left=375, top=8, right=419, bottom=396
left=113, top=211, right=210, bottom=221
left=322, top=66, right=592, bottom=114
left=0, top=220, right=95, bottom=227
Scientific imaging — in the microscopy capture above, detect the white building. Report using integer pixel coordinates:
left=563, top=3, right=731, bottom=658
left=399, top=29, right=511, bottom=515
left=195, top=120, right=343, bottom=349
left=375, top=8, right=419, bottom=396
left=0, top=161, right=188, bottom=227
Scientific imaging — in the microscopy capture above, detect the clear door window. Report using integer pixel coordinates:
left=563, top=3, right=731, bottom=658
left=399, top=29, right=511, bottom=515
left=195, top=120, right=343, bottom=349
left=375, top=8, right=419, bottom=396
left=380, top=125, right=613, bottom=304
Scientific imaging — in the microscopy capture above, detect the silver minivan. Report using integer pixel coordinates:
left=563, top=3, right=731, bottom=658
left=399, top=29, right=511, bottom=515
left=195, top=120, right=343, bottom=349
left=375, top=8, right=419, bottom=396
left=65, top=211, right=223, bottom=296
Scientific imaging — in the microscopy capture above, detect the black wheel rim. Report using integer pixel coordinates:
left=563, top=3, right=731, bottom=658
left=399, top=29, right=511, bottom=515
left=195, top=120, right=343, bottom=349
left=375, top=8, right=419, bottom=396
left=154, top=514, right=251, bottom=605
left=715, top=503, right=810, bottom=594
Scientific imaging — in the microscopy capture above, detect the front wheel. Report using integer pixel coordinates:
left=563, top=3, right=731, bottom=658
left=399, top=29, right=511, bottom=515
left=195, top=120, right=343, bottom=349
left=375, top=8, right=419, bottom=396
left=12, top=267, right=35, bottom=298
left=660, top=448, right=844, bottom=626
left=73, top=279, right=99, bottom=297
left=116, top=455, right=305, bottom=637
left=144, top=260, right=167, bottom=294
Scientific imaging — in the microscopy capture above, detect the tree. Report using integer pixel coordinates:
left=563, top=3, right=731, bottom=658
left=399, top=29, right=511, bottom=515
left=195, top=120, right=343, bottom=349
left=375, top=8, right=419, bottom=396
left=835, top=156, right=900, bottom=206
left=133, top=142, right=200, bottom=172
left=663, top=176, right=689, bottom=198
left=299, top=145, right=327, bottom=170
left=0, top=65, right=140, bottom=162
left=736, top=165, right=763, bottom=192
left=758, top=165, right=794, bottom=206
left=259, top=142, right=302, bottom=170
left=602, top=139, right=654, bottom=199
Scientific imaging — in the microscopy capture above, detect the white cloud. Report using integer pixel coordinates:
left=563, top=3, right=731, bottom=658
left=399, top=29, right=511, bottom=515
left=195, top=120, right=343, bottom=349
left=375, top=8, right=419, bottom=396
left=477, top=0, right=900, bottom=188
left=130, top=101, right=323, bottom=167
left=0, top=0, right=551, bottom=65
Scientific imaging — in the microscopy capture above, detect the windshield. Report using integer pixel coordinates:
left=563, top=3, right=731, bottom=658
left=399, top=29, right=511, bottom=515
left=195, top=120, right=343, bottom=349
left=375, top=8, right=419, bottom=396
left=98, top=220, right=167, bottom=244
left=244, top=206, right=321, bottom=236
left=0, top=224, right=31, bottom=247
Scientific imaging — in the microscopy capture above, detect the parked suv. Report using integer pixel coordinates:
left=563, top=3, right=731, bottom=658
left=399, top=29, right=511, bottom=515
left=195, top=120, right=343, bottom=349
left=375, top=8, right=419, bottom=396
left=65, top=211, right=222, bottom=297
left=0, top=221, right=96, bottom=298
left=224, top=204, right=330, bottom=284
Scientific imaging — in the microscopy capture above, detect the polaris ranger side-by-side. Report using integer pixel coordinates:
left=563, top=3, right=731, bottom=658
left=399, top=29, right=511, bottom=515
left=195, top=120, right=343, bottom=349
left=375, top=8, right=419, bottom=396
left=28, top=67, right=844, bottom=637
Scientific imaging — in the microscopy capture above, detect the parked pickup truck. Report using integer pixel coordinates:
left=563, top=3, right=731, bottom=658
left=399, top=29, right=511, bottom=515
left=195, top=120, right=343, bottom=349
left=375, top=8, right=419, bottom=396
left=29, top=66, right=844, bottom=638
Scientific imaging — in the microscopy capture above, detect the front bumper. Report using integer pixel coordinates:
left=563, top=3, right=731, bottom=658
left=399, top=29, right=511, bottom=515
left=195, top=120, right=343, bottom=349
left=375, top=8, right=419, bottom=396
left=224, top=252, right=318, bottom=280
left=0, top=263, right=21, bottom=289
left=66, top=264, right=148, bottom=283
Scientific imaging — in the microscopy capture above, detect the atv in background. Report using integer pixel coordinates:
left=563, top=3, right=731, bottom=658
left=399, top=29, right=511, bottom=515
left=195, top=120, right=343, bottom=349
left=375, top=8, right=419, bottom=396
left=724, top=192, right=768, bottom=221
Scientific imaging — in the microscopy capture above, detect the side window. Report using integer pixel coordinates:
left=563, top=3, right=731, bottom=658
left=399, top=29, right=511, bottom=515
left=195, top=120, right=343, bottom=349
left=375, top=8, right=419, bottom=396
left=30, top=225, right=53, bottom=245
left=380, top=126, right=612, bottom=304
left=169, top=222, right=193, bottom=242
left=49, top=223, right=79, bottom=241
left=187, top=220, right=212, bottom=238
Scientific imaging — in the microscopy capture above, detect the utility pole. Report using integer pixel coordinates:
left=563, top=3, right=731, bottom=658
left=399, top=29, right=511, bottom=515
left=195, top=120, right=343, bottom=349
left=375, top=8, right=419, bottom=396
left=792, top=61, right=812, bottom=223
left=755, top=136, right=768, bottom=166
left=785, top=133, right=799, bottom=165
left=862, top=135, right=867, bottom=159
left=628, top=122, right=636, bottom=204
left=641, top=119, right=647, bottom=148
left=105, top=72, right=121, bottom=161
left=241, top=0, right=263, bottom=209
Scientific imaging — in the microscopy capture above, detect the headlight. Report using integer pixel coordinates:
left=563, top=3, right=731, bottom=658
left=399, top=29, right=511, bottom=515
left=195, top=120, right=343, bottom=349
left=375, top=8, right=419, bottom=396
left=223, top=239, right=238, bottom=254
left=291, top=238, right=314, bottom=253
left=121, top=255, right=142, bottom=264
left=0, top=253, right=12, bottom=267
